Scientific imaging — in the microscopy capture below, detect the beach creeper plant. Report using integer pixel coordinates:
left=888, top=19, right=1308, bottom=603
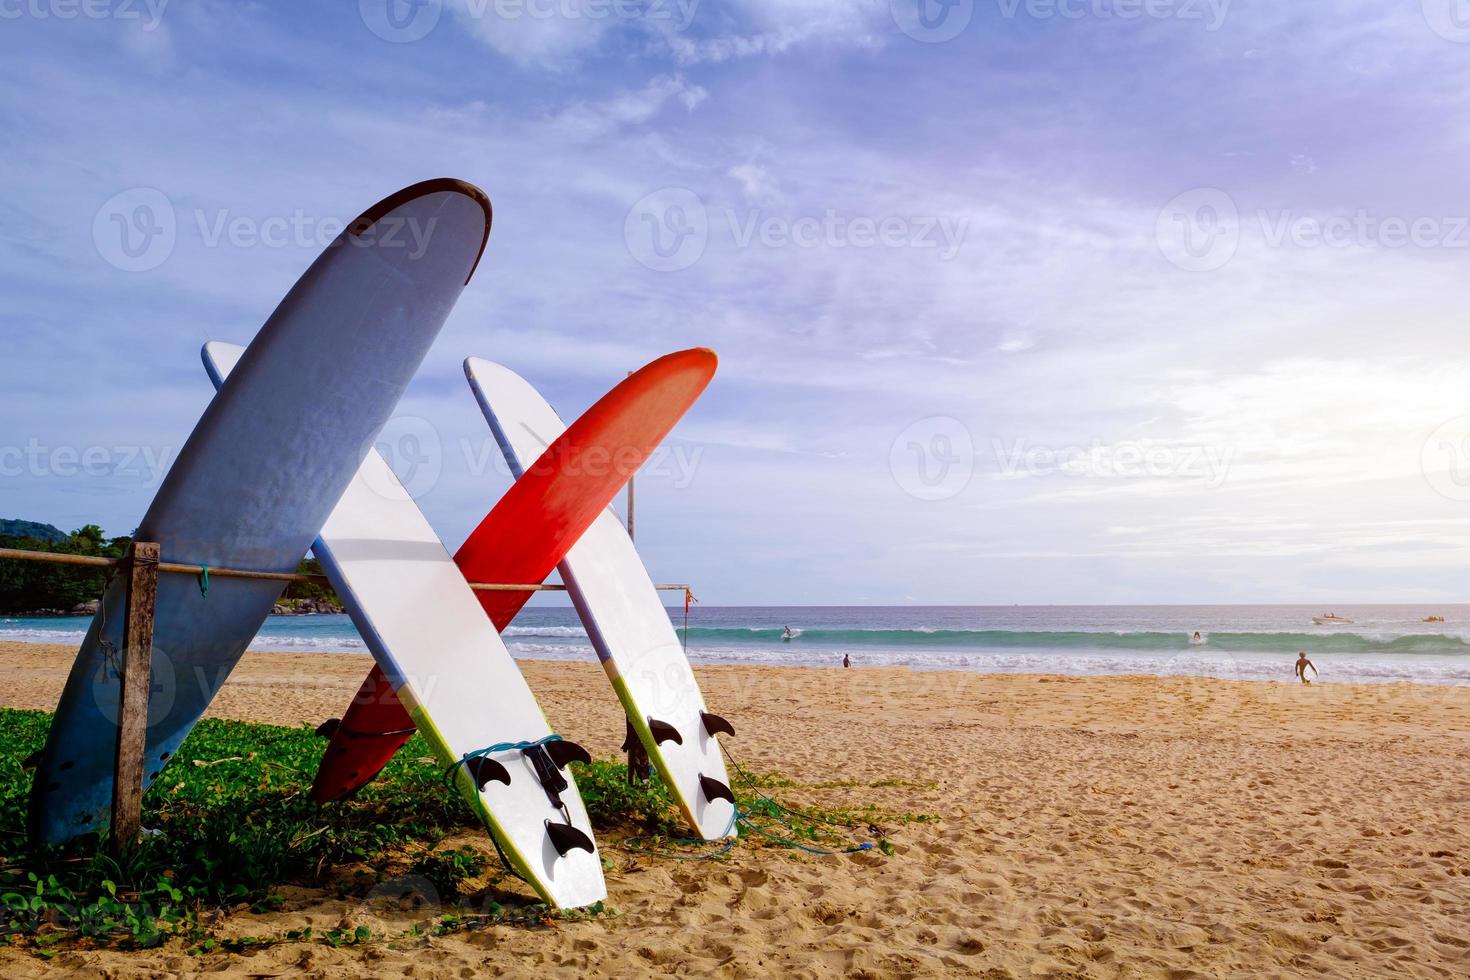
left=0, top=708, right=909, bottom=953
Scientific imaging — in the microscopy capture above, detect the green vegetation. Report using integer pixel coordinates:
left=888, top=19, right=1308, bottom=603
left=0, top=525, right=131, bottom=613
left=0, top=520, right=66, bottom=544
left=0, top=524, right=342, bottom=613
left=0, top=708, right=903, bottom=954
left=280, top=556, right=342, bottom=608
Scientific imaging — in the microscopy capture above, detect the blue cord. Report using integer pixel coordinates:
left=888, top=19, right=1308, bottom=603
left=442, top=733, right=564, bottom=786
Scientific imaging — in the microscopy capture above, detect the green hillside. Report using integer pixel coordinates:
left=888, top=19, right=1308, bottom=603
left=0, top=519, right=66, bottom=543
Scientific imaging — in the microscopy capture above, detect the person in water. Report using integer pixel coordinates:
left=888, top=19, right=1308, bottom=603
left=1295, top=651, right=1318, bottom=685
left=843, top=653, right=851, bottom=669
left=1193, top=631, right=1202, bottom=642
left=782, top=625, right=794, bottom=641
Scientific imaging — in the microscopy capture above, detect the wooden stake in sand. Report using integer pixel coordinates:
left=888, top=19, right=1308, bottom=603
left=111, top=541, right=159, bottom=852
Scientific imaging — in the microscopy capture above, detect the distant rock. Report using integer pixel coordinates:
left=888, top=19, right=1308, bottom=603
left=69, top=600, right=100, bottom=615
left=0, top=519, right=68, bottom=543
left=271, top=598, right=342, bottom=615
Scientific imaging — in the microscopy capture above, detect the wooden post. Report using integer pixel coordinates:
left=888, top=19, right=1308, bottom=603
left=111, top=541, right=159, bottom=851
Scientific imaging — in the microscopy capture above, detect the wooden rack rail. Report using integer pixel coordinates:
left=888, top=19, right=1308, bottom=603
left=0, top=547, right=689, bottom=593
left=2, top=544, right=692, bottom=849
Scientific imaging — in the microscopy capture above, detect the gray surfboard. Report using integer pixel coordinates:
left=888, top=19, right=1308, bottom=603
left=29, top=179, right=492, bottom=845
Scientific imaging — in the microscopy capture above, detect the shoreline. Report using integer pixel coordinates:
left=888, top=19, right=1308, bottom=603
left=2, top=639, right=1469, bottom=691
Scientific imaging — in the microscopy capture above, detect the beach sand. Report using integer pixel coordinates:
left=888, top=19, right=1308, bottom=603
left=1, top=640, right=1468, bottom=978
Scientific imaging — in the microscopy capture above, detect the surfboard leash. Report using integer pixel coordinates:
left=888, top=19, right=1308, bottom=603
left=720, top=744, right=877, bottom=856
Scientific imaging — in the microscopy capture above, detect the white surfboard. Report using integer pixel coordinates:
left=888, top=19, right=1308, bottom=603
left=204, top=342, right=605, bottom=910
left=466, top=357, right=737, bottom=841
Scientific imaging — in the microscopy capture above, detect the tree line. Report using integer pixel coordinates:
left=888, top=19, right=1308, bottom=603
left=0, top=525, right=340, bottom=614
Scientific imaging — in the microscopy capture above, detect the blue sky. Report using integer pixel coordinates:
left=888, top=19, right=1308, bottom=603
left=6, top=0, right=1470, bottom=604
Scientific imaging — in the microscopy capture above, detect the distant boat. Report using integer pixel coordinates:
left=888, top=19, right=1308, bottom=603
left=1424, top=616, right=1445, bottom=623
left=1312, top=614, right=1353, bottom=626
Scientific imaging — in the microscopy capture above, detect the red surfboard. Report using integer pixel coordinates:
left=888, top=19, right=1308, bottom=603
left=310, top=348, right=716, bottom=801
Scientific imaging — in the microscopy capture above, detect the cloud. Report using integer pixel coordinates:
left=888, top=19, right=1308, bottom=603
left=550, top=73, right=707, bottom=140
left=446, top=0, right=618, bottom=68
left=727, top=163, right=782, bottom=205
left=662, top=3, right=886, bottom=64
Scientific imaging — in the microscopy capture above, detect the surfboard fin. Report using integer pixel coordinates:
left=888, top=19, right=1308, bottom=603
left=545, top=739, right=591, bottom=769
left=315, top=718, right=341, bottom=738
left=546, top=820, right=595, bottom=857
left=463, top=756, right=512, bottom=791
left=525, top=743, right=570, bottom=805
left=700, top=712, right=735, bottom=738
left=699, top=774, right=735, bottom=805
left=647, top=718, right=683, bottom=746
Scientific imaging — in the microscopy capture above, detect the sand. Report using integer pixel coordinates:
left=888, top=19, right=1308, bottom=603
left=1, top=640, right=1468, bottom=978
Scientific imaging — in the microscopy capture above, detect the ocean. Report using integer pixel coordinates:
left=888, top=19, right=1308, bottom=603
left=3, top=604, right=1469, bottom=686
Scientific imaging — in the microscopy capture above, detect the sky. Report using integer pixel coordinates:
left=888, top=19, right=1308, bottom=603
left=5, top=0, right=1470, bottom=605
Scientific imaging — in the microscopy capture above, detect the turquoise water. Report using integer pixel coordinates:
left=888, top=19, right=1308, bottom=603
left=4, top=604, right=1469, bottom=685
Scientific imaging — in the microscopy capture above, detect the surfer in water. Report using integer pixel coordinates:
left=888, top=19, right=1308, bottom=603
left=782, top=625, right=794, bottom=642
left=1295, top=651, right=1318, bottom=685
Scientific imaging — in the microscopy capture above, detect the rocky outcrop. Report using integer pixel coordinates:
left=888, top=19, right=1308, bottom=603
left=270, top=598, right=343, bottom=615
